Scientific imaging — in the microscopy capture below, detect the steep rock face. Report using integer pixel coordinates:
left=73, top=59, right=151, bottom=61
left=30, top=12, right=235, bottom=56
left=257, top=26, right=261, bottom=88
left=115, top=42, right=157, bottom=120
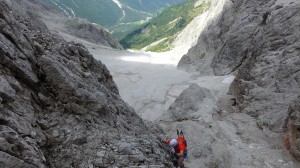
left=286, top=97, right=300, bottom=160
left=177, top=0, right=229, bottom=75
left=178, top=0, right=300, bottom=159
left=0, top=0, right=172, bottom=167
left=158, top=83, right=299, bottom=168
left=22, top=0, right=123, bottom=49
left=226, top=1, right=300, bottom=134
left=225, top=0, right=300, bottom=133
left=172, top=0, right=217, bottom=55
left=66, top=18, right=123, bottom=49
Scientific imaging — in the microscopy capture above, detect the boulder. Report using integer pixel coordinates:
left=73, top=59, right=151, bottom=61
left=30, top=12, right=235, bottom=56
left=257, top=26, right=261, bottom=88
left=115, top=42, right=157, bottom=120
left=65, top=18, right=123, bottom=49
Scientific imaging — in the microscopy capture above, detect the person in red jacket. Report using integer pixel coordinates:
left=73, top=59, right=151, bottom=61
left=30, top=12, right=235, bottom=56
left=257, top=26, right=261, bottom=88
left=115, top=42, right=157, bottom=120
left=162, top=138, right=187, bottom=167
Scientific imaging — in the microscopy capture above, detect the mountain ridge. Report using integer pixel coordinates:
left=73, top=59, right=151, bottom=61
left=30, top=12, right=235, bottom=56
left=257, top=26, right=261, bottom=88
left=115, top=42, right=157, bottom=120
left=40, top=0, right=187, bottom=39
left=120, top=0, right=211, bottom=52
left=23, top=0, right=123, bottom=49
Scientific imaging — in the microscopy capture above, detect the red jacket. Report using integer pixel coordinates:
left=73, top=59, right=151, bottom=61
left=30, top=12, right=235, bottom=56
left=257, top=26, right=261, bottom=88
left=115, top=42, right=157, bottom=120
left=168, top=138, right=186, bottom=153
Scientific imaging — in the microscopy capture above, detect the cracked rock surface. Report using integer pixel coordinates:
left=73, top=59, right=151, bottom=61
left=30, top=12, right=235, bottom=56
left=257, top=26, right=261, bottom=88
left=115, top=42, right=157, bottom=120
left=178, top=0, right=300, bottom=164
left=0, top=0, right=172, bottom=167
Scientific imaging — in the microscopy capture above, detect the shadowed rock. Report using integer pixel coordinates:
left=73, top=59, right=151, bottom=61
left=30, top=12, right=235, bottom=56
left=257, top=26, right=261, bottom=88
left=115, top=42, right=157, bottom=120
left=65, top=18, right=123, bottom=49
left=286, top=97, right=300, bottom=160
left=177, top=0, right=300, bottom=165
left=179, top=0, right=300, bottom=138
left=0, top=0, right=172, bottom=167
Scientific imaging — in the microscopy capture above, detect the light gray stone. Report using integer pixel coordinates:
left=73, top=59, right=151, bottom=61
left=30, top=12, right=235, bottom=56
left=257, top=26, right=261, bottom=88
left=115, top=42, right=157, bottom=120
left=66, top=18, right=123, bottom=49
left=0, top=0, right=173, bottom=167
left=177, top=0, right=300, bottom=166
left=158, top=83, right=216, bottom=123
left=0, top=77, right=16, bottom=102
left=179, top=0, right=300, bottom=132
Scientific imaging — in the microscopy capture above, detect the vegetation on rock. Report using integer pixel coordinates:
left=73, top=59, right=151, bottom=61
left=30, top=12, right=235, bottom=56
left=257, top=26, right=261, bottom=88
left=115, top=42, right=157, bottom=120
left=40, top=0, right=186, bottom=39
left=120, top=0, right=211, bottom=52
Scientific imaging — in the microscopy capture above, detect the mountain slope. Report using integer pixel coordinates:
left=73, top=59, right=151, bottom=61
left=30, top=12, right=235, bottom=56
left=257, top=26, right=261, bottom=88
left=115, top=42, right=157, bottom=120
left=179, top=0, right=300, bottom=161
left=64, top=18, right=123, bottom=49
left=0, top=0, right=172, bottom=167
left=39, top=0, right=187, bottom=39
left=120, top=0, right=211, bottom=52
left=20, top=0, right=123, bottom=49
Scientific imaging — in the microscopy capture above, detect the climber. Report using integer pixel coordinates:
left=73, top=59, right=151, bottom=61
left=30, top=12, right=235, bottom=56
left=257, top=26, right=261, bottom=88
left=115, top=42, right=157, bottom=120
left=161, top=130, right=187, bottom=168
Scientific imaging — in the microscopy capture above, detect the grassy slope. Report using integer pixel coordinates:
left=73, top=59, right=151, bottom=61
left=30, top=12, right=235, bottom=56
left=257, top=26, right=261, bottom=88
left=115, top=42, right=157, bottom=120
left=40, top=0, right=187, bottom=39
left=111, top=6, right=152, bottom=40
left=120, top=0, right=211, bottom=52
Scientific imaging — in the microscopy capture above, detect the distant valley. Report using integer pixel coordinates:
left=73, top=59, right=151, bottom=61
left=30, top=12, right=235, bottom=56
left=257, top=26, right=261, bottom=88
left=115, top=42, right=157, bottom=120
left=40, top=0, right=187, bottom=39
left=121, top=0, right=211, bottom=52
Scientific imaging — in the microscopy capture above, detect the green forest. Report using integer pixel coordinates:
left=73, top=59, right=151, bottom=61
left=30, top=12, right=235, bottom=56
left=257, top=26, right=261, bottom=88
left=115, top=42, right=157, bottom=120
left=120, top=0, right=211, bottom=52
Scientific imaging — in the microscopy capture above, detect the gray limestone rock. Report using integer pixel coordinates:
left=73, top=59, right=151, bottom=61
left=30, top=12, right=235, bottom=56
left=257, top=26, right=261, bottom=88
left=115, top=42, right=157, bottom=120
left=286, top=96, right=300, bottom=161
left=65, top=18, right=123, bottom=49
left=160, top=92, right=299, bottom=167
left=0, top=77, right=16, bottom=103
left=178, top=0, right=300, bottom=158
left=0, top=0, right=172, bottom=167
left=225, top=0, right=300, bottom=132
left=159, top=83, right=216, bottom=122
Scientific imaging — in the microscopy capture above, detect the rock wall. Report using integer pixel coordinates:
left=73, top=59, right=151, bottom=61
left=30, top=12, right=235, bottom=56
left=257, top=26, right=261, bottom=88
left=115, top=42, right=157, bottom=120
left=178, top=0, right=300, bottom=160
left=0, top=0, right=172, bottom=167
left=19, top=0, right=123, bottom=49
left=177, top=0, right=229, bottom=75
left=173, top=0, right=226, bottom=67
left=286, top=97, right=300, bottom=161
left=65, top=18, right=123, bottom=49
left=158, top=84, right=299, bottom=167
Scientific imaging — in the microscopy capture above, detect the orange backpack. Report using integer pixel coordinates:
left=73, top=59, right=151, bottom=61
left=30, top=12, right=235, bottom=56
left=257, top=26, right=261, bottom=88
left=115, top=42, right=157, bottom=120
left=177, top=130, right=187, bottom=147
left=177, top=136, right=187, bottom=147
